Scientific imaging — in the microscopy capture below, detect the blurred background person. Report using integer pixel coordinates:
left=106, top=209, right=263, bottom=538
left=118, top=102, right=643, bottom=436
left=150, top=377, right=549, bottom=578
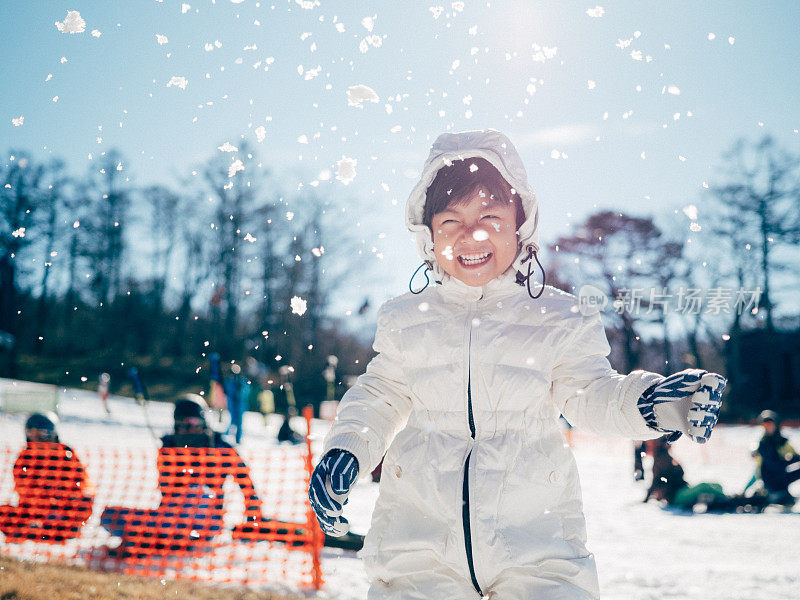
left=100, top=395, right=263, bottom=557
left=0, top=412, right=95, bottom=543
left=743, top=410, right=800, bottom=507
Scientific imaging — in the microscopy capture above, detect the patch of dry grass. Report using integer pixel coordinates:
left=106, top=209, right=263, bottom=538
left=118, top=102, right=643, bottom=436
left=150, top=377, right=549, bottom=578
left=0, top=556, right=304, bottom=600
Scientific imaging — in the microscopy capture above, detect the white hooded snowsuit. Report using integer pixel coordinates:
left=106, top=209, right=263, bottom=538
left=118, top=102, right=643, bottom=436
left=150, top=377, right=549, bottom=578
left=324, top=130, right=664, bottom=599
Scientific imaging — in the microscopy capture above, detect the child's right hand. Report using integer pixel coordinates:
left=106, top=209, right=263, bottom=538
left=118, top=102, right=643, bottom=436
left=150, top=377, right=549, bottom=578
left=308, top=449, right=359, bottom=537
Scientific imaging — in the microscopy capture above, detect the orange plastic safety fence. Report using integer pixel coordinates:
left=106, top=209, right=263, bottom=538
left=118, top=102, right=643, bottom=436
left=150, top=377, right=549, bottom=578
left=0, top=409, right=324, bottom=590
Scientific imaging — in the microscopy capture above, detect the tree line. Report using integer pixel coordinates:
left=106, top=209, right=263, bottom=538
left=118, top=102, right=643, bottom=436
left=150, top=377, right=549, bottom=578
left=0, top=141, right=373, bottom=404
left=547, top=136, right=800, bottom=417
left=1, top=135, right=798, bottom=415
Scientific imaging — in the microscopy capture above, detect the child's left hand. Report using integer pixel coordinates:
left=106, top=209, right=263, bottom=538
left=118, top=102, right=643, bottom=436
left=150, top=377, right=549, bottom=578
left=637, top=369, right=727, bottom=444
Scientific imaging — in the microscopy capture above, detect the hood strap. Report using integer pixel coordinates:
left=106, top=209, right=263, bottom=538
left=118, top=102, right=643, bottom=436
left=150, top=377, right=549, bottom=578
left=410, top=261, right=432, bottom=294
left=515, top=245, right=546, bottom=299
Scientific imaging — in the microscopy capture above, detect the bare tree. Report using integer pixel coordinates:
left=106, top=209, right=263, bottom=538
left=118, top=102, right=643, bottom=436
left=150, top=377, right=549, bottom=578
left=33, top=160, right=69, bottom=354
left=202, top=142, right=261, bottom=349
left=711, top=136, right=800, bottom=333
left=85, top=150, right=131, bottom=309
left=551, top=211, right=666, bottom=371
left=171, top=195, right=211, bottom=356
left=143, top=184, right=180, bottom=320
left=60, top=181, right=94, bottom=338
left=0, top=152, right=46, bottom=374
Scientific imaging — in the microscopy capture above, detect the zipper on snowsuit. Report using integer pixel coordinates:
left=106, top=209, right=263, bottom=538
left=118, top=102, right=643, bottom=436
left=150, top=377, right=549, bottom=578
left=463, top=305, right=483, bottom=597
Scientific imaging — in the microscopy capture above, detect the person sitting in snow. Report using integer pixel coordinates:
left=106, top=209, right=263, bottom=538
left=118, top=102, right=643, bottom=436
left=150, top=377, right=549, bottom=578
left=308, top=130, right=727, bottom=599
left=743, top=410, right=800, bottom=507
left=100, top=394, right=262, bottom=557
left=643, top=438, right=766, bottom=513
left=0, top=412, right=95, bottom=543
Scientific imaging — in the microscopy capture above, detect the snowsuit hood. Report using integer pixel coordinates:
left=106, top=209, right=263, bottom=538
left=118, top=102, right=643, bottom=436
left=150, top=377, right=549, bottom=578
left=405, top=129, right=540, bottom=283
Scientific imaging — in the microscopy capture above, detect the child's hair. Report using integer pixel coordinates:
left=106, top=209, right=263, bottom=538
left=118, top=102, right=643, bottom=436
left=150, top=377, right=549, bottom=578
left=423, top=157, right=525, bottom=231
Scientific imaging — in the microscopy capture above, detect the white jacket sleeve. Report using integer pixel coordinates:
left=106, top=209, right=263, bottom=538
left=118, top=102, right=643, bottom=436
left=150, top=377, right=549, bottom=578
left=323, top=302, right=414, bottom=478
left=550, top=309, right=665, bottom=439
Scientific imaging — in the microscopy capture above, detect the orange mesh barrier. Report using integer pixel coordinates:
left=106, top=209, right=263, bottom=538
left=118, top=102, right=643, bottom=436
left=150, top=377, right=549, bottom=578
left=0, top=408, right=324, bottom=590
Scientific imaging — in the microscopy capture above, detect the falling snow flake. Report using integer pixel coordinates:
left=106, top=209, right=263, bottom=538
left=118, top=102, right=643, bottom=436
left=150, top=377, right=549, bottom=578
left=336, top=156, right=357, bottom=185
left=255, top=125, right=267, bottom=142
left=218, top=142, right=238, bottom=152
left=228, top=159, right=244, bottom=177
left=291, top=296, right=308, bottom=316
left=295, top=0, right=320, bottom=9
left=55, top=11, right=86, bottom=34
left=359, top=35, right=383, bottom=53
left=429, top=6, right=444, bottom=19
left=298, top=64, right=322, bottom=80
left=91, top=29, right=101, bottom=37
left=166, top=76, right=188, bottom=89
left=347, top=84, right=380, bottom=107
left=586, top=6, right=605, bottom=18
left=11, top=116, right=23, bottom=127
left=156, top=34, right=169, bottom=45
left=531, top=44, right=557, bottom=63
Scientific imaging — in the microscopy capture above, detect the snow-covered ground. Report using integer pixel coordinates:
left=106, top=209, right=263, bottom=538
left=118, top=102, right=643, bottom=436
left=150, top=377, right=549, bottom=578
left=1, top=379, right=798, bottom=599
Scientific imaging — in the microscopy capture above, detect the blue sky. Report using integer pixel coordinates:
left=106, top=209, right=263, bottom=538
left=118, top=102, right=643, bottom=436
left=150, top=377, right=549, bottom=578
left=3, top=0, right=799, bottom=318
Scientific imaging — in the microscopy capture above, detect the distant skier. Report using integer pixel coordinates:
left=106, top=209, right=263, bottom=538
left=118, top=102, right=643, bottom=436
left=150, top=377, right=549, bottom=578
left=98, top=372, right=111, bottom=415
left=633, top=441, right=647, bottom=481
left=275, top=365, right=303, bottom=445
left=743, top=410, right=800, bottom=507
left=0, top=413, right=95, bottom=543
left=224, top=363, right=249, bottom=444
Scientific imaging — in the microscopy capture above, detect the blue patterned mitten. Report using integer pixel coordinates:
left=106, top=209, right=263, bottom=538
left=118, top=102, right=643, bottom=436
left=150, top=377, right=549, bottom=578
left=637, top=369, right=727, bottom=444
left=308, top=449, right=359, bottom=537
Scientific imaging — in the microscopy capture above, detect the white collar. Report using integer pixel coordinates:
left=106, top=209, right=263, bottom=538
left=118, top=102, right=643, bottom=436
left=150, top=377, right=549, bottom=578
left=435, top=268, right=522, bottom=303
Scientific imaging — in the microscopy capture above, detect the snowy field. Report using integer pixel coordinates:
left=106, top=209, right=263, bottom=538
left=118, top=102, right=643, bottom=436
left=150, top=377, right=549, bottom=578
left=1, top=379, right=798, bottom=599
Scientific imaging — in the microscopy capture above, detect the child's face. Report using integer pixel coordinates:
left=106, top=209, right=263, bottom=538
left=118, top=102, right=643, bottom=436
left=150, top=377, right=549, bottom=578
left=431, top=190, right=519, bottom=287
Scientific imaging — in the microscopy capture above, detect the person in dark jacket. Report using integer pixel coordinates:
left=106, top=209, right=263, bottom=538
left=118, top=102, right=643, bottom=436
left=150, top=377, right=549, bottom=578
left=0, top=413, right=95, bottom=543
left=643, top=438, right=766, bottom=512
left=100, top=395, right=262, bottom=557
left=743, top=410, right=800, bottom=506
